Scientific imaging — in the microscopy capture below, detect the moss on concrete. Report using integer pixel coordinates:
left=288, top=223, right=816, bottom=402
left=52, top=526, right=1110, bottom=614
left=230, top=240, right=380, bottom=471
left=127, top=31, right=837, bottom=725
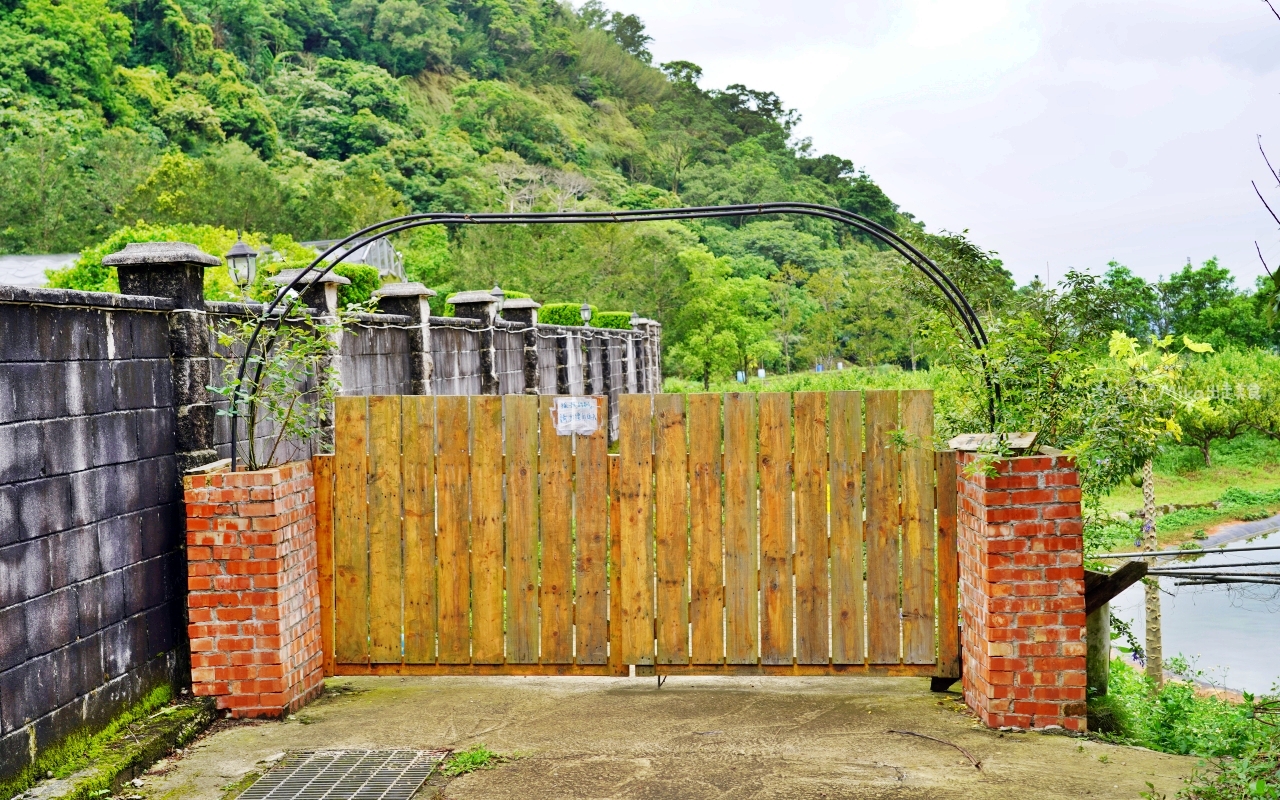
left=1, top=687, right=216, bottom=800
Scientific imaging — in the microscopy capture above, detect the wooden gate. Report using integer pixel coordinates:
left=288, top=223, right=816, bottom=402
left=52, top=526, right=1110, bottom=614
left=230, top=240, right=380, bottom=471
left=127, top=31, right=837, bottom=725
left=315, top=390, right=958, bottom=679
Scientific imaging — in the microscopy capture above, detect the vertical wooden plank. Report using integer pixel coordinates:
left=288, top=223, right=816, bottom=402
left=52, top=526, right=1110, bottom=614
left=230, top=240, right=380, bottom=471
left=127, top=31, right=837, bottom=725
left=401, top=396, right=437, bottom=664
left=618, top=393, right=654, bottom=665
left=367, top=396, right=404, bottom=663
left=653, top=393, right=689, bottom=665
left=505, top=394, right=539, bottom=664
left=865, top=390, right=902, bottom=664
left=901, top=390, right=936, bottom=664
left=334, top=396, right=369, bottom=665
left=758, top=392, right=793, bottom=666
left=828, top=392, right=865, bottom=664
left=471, top=395, right=505, bottom=664
left=723, top=393, right=758, bottom=664
left=688, top=394, right=723, bottom=664
left=935, top=450, right=961, bottom=678
left=540, top=395, right=574, bottom=663
left=607, top=454, right=625, bottom=674
left=575, top=397, right=609, bottom=664
left=436, top=395, right=471, bottom=663
left=793, top=392, right=829, bottom=665
left=311, top=454, right=336, bottom=675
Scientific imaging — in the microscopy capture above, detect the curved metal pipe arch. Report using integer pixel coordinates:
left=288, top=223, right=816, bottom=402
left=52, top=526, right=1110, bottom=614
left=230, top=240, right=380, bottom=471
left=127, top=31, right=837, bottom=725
left=230, top=203, right=993, bottom=470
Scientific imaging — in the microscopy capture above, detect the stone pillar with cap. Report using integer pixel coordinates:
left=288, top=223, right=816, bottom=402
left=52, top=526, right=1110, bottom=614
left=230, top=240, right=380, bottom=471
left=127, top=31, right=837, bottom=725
left=104, top=241, right=221, bottom=471
left=374, top=282, right=437, bottom=395
left=500, top=297, right=541, bottom=394
left=268, top=268, right=351, bottom=316
left=647, top=320, right=663, bottom=391
left=448, top=290, right=498, bottom=394
left=269, top=268, right=353, bottom=449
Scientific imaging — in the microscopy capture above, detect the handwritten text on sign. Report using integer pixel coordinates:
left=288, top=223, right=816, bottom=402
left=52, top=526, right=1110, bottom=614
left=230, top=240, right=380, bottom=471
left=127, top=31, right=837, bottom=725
left=553, top=397, right=599, bottom=436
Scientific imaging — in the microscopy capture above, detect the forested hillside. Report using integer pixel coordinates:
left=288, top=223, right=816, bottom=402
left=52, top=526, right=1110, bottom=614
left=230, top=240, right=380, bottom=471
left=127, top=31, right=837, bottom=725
left=2, top=0, right=1277, bottom=385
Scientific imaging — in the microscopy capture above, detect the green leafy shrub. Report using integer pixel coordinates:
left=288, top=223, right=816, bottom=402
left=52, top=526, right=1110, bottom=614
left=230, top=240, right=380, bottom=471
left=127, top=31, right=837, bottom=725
left=333, top=263, right=381, bottom=308
left=539, top=302, right=594, bottom=327
left=1106, top=658, right=1276, bottom=758
left=593, top=311, right=633, bottom=329
left=46, top=223, right=314, bottom=301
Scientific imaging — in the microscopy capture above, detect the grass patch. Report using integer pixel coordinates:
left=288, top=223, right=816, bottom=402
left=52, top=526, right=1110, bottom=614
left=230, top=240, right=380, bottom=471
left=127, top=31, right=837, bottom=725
left=1089, top=483, right=1280, bottom=554
left=220, top=769, right=265, bottom=800
left=1102, top=432, right=1280, bottom=514
left=440, top=744, right=506, bottom=777
left=0, top=684, right=203, bottom=800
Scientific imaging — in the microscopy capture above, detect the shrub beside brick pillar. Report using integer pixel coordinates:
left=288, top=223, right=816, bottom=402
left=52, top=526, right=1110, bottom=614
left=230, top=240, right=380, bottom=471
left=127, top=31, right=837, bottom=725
left=184, top=461, right=324, bottom=718
left=956, top=452, right=1088, bottom=731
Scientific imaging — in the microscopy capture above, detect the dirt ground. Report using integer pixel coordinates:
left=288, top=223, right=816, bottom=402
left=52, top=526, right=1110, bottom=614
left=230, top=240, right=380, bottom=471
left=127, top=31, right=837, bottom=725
left=138, top=676, right=1196, bottom=800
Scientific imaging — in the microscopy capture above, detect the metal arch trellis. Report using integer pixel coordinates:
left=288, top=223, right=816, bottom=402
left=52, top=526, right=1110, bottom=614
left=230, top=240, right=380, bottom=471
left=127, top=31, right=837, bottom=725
left=229, top=202, right=993, bottom=471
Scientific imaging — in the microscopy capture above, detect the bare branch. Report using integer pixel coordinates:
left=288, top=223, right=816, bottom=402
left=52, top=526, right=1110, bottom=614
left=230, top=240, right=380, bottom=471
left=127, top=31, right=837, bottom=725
left=1266, top=0, right=1280, bottom=22
left=1254, top=180, right=1280, bottom=229
left=1260, top=135, right=1280, bottom=186
left=1258, top=241, right=1276, bottom=280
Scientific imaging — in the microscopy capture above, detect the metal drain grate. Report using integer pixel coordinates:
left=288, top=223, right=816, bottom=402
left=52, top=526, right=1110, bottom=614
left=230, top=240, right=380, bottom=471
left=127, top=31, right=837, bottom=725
left=237, top=750, right=450, bottom=800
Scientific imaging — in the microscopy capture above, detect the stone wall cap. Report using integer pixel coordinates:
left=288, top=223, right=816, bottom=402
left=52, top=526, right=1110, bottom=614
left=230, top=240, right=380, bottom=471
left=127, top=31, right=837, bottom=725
left=374, top=281, right=437, bottom=298
left=270, top=268, right=351, bottom=285
left=102, top=241, right=221, bottom=267
left=447, top=290, right=496, bottom=305
left=501, top=297, right=541, bottom=309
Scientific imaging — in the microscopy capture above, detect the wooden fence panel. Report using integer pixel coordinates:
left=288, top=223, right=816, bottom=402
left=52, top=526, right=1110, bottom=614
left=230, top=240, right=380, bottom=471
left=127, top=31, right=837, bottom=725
left=865, top=390, right=901, bottom=664
left=608, top=454, right=624, bottom=673
left=471, top=396, right=505, bottom=664
left=793, top=391, right=829, bottom=665
left=619, top=394, right=654, bottom=664
left=312, top=454, right=336, bottom=674
left=723, top=393, right=758, bottom=665
left=323, top=389, right=950, bottom=677
left=758, top=393, right=793, bottom=666
left=367, top=396, right=404, bottom=664
left=901, top=390, right=936, bottom=664
left=334, top=396, right=369, bottom=665
left=828, top=392, right=864, bottom=664
left=505, top=395, right=540, bottom=664
left=654, top=393, right=689, bottom=665
left=436, top=396, right=471, bottom=663
left=540, top=396, right=575, bottom=663
left=936, top=450, right=961, bottom=678
left=575, top=397, right=610, bottom=664
left=687, top=394, right=724, bottom=664
left=401, top=396, right=436, bottom=664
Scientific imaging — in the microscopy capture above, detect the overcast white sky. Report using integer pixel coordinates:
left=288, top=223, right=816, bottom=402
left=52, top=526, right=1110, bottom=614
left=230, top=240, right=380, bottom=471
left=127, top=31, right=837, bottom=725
left=601, top=0, right=1280, bottom=287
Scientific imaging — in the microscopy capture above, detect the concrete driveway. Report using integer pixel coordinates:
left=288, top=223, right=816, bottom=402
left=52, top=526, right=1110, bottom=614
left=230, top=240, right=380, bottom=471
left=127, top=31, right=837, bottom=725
left=139, top=676, right=1195, bottom=799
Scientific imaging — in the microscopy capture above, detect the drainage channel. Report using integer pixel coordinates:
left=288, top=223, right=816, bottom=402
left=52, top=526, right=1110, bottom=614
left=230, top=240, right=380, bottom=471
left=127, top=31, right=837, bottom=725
left=236, top=750, right=450, bottom=800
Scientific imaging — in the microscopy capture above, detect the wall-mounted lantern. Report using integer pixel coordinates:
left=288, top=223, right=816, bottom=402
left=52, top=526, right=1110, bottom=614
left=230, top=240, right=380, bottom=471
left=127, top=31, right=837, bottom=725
left=225, top=234, right=259, bottom=289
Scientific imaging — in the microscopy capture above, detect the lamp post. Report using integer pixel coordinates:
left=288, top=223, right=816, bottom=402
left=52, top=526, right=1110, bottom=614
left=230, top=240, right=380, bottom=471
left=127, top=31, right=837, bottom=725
left=226, top=234, right=259, bottom=290
left=629, top=311, right=639, bottom=329
left=579, top=302, right=592, bottom=325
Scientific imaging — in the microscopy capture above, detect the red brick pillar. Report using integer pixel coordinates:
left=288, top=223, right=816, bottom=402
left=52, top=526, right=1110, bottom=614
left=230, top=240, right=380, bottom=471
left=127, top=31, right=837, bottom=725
left=183, top=461, right=324, bottom=718
left=957, top=452, right=1087, bottom=731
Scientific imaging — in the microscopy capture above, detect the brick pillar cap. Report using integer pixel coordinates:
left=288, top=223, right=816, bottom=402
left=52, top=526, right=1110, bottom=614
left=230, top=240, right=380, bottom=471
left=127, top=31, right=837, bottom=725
left=374, top=281, right=436, bottom=298
left=103, top=241, right=221, bottom=267
left=501, top=297, right=540, bottom=310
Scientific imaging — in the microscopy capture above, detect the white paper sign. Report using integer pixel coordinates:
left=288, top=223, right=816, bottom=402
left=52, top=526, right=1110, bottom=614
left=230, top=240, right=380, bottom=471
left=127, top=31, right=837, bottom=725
left=553, top=397, right=599, bottom=436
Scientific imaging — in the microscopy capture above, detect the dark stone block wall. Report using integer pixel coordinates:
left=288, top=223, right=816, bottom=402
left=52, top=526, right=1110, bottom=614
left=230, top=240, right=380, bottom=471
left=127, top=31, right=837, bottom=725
left=0, top=282, right=660, bottom=780
left=0, top=288, right=185, bottom=780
